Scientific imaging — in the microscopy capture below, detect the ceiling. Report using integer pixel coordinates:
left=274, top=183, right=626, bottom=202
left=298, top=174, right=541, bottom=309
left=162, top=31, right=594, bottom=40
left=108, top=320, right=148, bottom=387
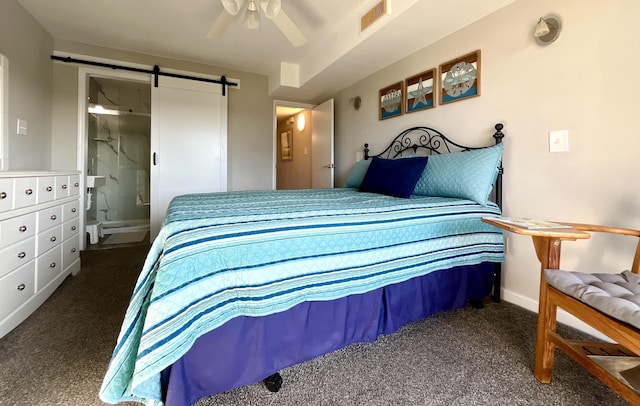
left=17, top=0, right=516, bottom=103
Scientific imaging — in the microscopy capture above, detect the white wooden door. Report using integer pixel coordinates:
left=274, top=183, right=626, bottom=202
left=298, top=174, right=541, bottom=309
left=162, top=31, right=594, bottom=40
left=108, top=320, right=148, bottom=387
left=150, top=76, right=227, bottom=239
left=311, top=99, right=334, bottom=188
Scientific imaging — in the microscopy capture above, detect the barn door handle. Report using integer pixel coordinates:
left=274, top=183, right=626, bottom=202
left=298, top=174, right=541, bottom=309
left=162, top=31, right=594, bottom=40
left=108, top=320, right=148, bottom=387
left=153, top=153, right=157, bottom=166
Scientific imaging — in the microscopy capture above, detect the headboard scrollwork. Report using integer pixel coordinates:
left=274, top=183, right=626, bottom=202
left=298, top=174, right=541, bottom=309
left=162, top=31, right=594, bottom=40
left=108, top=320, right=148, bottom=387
left=364, top=123, right=504, bottom=160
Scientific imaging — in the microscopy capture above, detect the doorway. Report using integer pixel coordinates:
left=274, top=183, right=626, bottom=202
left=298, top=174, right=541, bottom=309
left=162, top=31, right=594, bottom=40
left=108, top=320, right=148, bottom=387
left=273, top=99, right=334, bottom=190
left=86, top=77, right=151, bottom=245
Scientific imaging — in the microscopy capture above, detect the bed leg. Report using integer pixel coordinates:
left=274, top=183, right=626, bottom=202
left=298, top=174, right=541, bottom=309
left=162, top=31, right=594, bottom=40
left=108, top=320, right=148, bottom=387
left=492, top=263, right=502, bottom=303
left=469, top=299, right=484, bottom=309
left=263, top=372, right=283, bottom=392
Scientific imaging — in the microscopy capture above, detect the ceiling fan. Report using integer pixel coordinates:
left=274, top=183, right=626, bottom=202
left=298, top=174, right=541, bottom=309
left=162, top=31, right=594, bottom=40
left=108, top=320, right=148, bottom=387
left=207, top=0, right=308, bottom=47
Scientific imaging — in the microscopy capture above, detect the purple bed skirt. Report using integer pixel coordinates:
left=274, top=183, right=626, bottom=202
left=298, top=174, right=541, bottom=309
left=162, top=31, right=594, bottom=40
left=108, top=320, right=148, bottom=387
left=161, top=262, right=496, bottom=405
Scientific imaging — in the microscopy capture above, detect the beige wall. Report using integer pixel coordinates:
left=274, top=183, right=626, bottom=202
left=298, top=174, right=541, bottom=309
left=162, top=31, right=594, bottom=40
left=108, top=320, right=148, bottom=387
left=276, top=110, right=312, bottom=189
left=50, top=40, right=274, bottom=191
left=332, top=0, right=640, bottom=319
left=0, top=0, right=53, bottom=170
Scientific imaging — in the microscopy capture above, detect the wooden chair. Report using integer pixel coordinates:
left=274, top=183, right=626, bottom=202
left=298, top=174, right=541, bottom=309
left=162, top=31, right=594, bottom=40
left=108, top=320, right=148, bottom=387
left=536, top=223, right=640, bottom=405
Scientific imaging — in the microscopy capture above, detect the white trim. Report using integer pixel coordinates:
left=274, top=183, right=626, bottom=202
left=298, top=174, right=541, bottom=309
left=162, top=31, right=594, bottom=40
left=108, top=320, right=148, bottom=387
left=501, top=288, right=612, bottom=342
left=0, top=53, right=8, bottom=170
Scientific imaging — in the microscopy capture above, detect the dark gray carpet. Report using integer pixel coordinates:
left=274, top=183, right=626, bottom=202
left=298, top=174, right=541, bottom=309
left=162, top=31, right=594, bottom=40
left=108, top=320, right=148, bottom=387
left=0, top=245, right=628, bottom=405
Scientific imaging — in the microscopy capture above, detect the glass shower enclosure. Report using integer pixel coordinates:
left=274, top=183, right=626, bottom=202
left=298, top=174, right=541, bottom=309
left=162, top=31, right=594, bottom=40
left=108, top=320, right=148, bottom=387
left=86, top=77, right=151, bottom=239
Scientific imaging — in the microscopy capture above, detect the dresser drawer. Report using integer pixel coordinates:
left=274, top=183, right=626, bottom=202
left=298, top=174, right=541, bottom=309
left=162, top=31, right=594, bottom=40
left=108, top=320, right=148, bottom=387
left=0, top=261, right=36, bottom=321
left=62, top=218, right=79, bottom=241
left=13, top=177, right=38, bottom=209
left=0, top=178, right=12, bottom=212
left=62, top=237, right=80, bottom=269
left=0, top=213, right=37, bottom=247
left=36, top=224, right=62, bottom=256
left=36, top=245, right=62, bottom=290
left=0, top=237, right=35, bottom=279
left=36, top=176, right=56, bottom=204
left=37, top=205, right=63, bottom=233
left=63, top=200, right=80, bottom=221
left=68, top=174, right=80, bottom=197
left=54, top=176, right=70, bottom=199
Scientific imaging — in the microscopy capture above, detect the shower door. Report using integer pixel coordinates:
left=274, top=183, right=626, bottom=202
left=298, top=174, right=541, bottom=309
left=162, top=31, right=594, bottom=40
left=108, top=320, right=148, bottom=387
left=86, top=77, right=151, bottom=229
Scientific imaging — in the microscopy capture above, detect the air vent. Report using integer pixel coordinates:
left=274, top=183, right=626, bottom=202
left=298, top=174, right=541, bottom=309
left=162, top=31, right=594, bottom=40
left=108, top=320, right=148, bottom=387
left=361, top=0, right=388, bottom=33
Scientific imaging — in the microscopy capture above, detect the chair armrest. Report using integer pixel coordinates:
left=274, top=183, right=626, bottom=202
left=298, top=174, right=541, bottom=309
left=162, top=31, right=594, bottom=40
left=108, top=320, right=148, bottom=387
left=554, top=222, right=640, bottom=274
left=555, top=222, right=640, bottom=238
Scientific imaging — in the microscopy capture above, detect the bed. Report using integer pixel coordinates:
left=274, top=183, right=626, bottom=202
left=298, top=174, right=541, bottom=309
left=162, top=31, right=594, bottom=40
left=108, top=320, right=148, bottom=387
left=100, top=123, right=506, bottom=406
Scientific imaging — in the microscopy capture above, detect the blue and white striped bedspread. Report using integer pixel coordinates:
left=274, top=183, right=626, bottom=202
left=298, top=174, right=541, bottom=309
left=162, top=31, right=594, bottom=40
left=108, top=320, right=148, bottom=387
left=100, top=188, right=504, bottom=405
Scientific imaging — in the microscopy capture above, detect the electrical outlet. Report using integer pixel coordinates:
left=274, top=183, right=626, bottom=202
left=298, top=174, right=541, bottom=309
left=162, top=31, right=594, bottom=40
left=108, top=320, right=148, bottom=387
left=549, top=130, right=569, bottom=152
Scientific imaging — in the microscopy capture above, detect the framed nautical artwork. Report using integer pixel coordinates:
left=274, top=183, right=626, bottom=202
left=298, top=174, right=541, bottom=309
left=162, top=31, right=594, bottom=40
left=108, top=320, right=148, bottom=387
left=379, top=81, right=404, bottom=120
left=439, top=50, right=481, bottom=105
left=405, top=68, right=436, bottom=113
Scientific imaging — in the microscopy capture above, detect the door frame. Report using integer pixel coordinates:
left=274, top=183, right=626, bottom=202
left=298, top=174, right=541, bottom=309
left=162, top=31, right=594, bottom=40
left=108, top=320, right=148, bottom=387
left=76, top=65, right=150, bottom=250
left=272, top=100, right=315, bottom=190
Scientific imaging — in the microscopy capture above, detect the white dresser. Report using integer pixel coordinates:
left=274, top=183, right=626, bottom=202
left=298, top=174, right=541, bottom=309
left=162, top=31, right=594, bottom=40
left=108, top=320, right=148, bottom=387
left=0, top=171, right=81, bottom=338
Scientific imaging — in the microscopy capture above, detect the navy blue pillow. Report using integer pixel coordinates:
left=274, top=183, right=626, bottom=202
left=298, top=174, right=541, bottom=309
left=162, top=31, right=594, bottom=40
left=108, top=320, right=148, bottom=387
left=359, top=156, right=428, bottom=198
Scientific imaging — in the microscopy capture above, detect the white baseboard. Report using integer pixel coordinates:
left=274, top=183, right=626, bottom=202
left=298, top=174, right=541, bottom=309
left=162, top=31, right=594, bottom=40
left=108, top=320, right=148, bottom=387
left=501, top=288, right=612, bottom=342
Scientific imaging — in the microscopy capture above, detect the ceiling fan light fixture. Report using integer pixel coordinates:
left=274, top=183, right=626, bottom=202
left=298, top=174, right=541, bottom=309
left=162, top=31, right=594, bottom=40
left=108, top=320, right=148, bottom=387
left=221, top=0, right=244, bottom=16
left=261, top=0, right=281, bottom=19
left=244, top=1, right=260, bottom=29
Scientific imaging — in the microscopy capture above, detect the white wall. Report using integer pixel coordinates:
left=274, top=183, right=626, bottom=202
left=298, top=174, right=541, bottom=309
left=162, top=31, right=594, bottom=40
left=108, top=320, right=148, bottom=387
left=332, top=0, right=640, bottom=319
left=0, top=0, right=53, bottom=170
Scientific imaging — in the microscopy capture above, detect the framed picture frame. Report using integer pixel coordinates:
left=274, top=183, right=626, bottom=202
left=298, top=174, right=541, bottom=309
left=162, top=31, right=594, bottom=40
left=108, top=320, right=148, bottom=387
left=439, top=50, right=481, bottom=105
left=405, top=68, right=436, bottom=113
left=379, top=81, right=404, bottom=120
left=280, top=129, right=293, bottom=161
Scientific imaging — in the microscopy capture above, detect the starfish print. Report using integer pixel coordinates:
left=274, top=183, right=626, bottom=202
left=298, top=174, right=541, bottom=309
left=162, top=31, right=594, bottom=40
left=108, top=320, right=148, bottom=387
left=412, top=77, right=429, bottom=108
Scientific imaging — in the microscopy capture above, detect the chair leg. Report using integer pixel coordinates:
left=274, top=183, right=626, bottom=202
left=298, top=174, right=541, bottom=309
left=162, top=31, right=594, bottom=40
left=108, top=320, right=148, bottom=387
left=535, top=280, right=557, bottom=383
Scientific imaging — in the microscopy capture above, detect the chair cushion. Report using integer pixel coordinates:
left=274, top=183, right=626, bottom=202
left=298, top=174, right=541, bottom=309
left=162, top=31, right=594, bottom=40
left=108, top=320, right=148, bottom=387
left=545, top=269, right=640, bottom=329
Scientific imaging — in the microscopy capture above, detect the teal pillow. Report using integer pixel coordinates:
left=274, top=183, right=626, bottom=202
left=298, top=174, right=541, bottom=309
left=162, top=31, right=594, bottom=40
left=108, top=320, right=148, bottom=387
left=344, top=159, right=371, bottom=188
left=413, top=143, right=503, bottom=206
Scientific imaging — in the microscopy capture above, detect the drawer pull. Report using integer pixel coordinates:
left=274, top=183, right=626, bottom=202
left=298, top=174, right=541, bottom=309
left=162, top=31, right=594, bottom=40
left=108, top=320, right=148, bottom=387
left=61, top=184, right=68, bottom=190
left=17, top=284, right=26, bottom=291
left=49, top=262, right=56, bottom=268
left=18, top=252, right=26, bottom=259
left=50, top=214, right=57, bottom=221
left=46, top=186, right=53, bottom=192
left=0, top=191, right=6, bottom=199
left=25, top=188, right=33, bottom=195
left=19, top=226, right=27, bottom=232
left=71, top=248, right=77, bottom=253
left=50, top=236, right=57, bottom=242
left=71, top=226, right=77, bottom=231
left=71, top=208, right=77, bottom=213
left=74, top=182, right=79, bottom=187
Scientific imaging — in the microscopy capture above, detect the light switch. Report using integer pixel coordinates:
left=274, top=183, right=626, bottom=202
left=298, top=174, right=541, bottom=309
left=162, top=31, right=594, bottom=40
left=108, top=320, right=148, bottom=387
left=17, top=119, right=27, bottom=135
left=549, top=130, right=569, bottom=152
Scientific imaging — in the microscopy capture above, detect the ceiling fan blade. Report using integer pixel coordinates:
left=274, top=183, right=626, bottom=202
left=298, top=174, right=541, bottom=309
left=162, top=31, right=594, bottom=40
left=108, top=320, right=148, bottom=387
left=206, top=11, right=236, bottom=39
left=271, top=9, right=308, bottom=47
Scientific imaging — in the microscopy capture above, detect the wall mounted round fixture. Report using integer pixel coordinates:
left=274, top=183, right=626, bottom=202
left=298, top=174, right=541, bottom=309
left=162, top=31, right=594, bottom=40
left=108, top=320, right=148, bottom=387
left=350, top=96, right=362, bottom=110
left=297, top=113, right=305, bottom=131
left=534, top=15, right=561, bottom=45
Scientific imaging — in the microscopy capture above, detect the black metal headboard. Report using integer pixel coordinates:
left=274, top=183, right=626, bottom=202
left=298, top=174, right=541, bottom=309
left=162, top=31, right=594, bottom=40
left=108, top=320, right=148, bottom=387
left=363, top=123, right=505, bottom=209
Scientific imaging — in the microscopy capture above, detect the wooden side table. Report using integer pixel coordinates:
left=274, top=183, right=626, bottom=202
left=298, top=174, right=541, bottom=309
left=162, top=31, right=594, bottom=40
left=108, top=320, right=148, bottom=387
left=481, top=217, right=591, bottom=380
